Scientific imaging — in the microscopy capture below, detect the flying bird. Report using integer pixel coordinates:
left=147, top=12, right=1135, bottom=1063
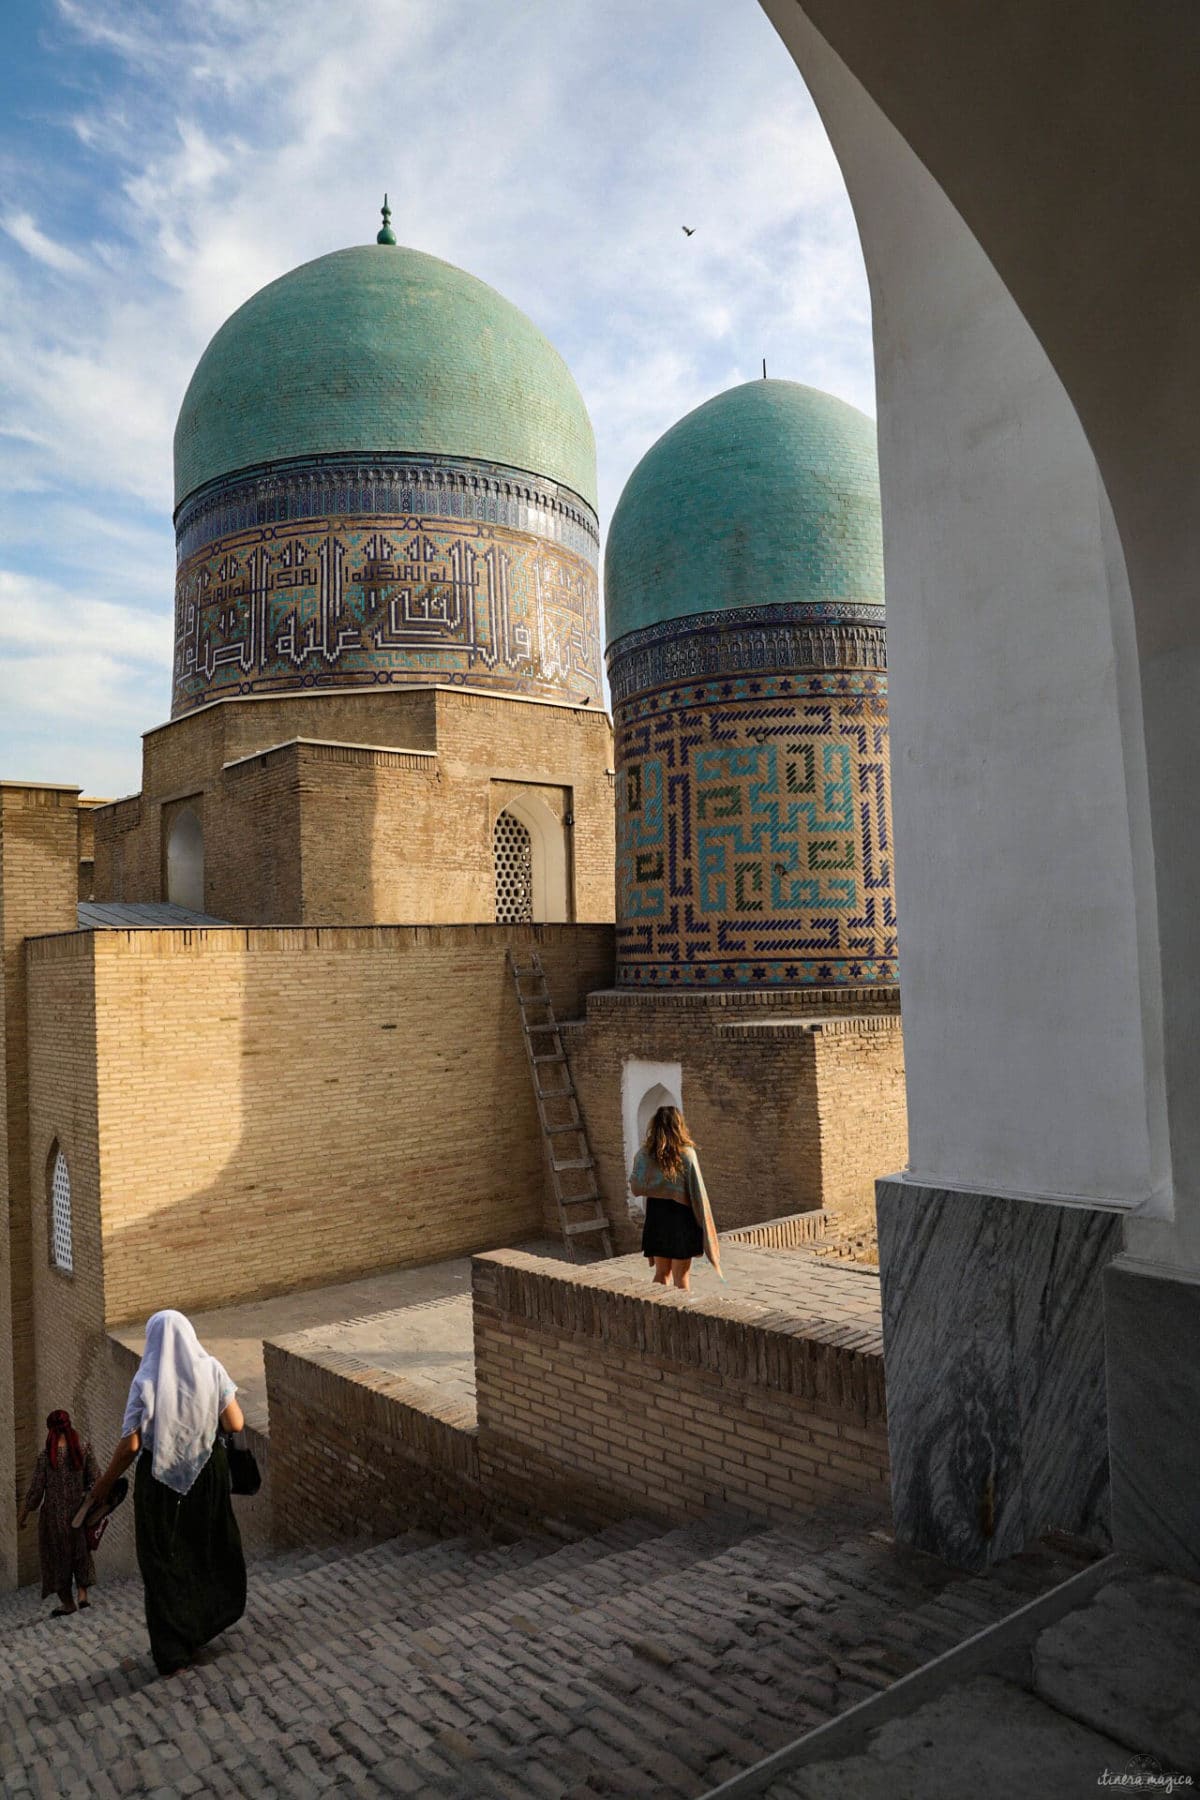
left=682, top=226, right=695, bottom=236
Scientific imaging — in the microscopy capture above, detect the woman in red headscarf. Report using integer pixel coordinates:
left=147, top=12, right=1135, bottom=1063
left=17, top=1410, right=100, bottom=1615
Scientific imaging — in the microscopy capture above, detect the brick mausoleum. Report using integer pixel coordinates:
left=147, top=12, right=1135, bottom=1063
left=0, top=218, right=905, bottom=1592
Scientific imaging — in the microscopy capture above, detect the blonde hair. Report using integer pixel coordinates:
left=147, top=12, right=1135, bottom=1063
left=643, top=1105, right=694, bottom=1180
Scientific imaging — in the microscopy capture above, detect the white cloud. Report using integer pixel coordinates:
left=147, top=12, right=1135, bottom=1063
left=1, top=210, right=88, bottom=274
left=0, top=0, right=873, bottom=792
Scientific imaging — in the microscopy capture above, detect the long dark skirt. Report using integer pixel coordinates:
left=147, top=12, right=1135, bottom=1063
left=642, top=1195, right=704, bottom=1262
left=134, top=1441, right=246, bottom=1674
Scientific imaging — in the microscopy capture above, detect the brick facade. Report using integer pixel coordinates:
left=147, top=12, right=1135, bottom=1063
left=0, top=784, right=81, bottom=1586
left=266, top=1339, right=481, bottom=1549
left=472, top=1250, right=890, bottom=1530
left=564, top=989, right=906, bottom=1253
left=25, top=923, right=614, bottom=1326
left=91, top=688, right=614, bottom=928
left=264, top=1247, right=890, bottom=1551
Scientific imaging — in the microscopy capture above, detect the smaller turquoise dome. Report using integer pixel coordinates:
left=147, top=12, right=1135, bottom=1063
left=605, top=379, right=882, bottom=646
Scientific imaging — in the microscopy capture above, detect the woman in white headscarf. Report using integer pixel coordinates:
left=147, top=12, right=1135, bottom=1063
left=81, top=1310, right=247, bottom=1675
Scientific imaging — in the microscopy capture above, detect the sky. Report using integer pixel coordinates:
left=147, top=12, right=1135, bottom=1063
left=0, top=0, right=873, bottom=797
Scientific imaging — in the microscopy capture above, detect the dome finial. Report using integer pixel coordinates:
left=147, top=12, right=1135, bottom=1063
left=377, top=193, right=397, bottom=246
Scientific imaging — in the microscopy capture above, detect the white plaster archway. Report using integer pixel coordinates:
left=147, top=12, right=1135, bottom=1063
left=166, top=807, right=205, bottom=912
left=493, top=792, right=570, bottom=923
left=621, top=1058, right=683, bottom=1219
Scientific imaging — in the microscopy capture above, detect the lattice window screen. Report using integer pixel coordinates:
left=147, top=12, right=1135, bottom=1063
left=494, top=810, right=534, bottom=923
left=50, top=1147, right=73, bottom=1274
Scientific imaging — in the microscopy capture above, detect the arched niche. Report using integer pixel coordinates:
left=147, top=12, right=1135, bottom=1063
left=621, top=1058, right=683, bottom=1218
left=492, top=791, right=570, bottom=924
left=166, top=807, right=205, bottom=912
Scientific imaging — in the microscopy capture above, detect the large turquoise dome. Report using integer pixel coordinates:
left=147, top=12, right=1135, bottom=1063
left=605, top=379, right=882, bottom=646
left=174, top=244, right=596, bottom=509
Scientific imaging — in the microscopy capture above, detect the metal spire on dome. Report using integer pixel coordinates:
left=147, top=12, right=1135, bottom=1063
left=376, top=194, right=397, bottom=246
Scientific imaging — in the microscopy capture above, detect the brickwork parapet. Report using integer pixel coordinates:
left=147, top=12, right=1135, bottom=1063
left=472, top=1250, right=886, bottom=1421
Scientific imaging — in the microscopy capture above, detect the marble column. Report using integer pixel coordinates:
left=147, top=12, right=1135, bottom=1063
left=1104, top=1258, right=1200, bottom=1581
left=877, top=1179, right=1122, bottom=1568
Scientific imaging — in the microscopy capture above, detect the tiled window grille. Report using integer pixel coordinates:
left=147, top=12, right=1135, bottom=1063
left=494, top=809, right=534, bottom=923
left=50, top=1146, right=73, bottom=1274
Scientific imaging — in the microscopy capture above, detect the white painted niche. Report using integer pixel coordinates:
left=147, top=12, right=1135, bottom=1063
left=621, top=1058, right=683, bottom=1219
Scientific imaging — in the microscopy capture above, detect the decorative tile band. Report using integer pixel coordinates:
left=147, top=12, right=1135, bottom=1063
left=607, top=603, right=886, bottom=705
left=176, top=453, right=599, bottom=564
left=614, top=667, right=896, bottom=990
left=172, top=496, right=602, bottom=716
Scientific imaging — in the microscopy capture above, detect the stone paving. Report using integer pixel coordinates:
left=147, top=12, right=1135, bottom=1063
left=109, top=1238, right=590, bottom=1431
left=111, top=1242, right=880, bottom=1433
left=0, top=1498, right=1093, bottom=1798
left=764, top=1564, right=1200, bottom=1798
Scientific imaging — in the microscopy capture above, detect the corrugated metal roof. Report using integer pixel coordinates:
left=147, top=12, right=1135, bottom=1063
left=77, top=902, right=230, bottom=930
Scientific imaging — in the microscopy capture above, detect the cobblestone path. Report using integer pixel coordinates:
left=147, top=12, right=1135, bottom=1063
left=0, top=1512, right=1095, bottom=1798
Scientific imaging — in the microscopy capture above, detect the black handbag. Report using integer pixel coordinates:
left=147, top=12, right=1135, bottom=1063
left=221, top=1432, right=261, bottom=1496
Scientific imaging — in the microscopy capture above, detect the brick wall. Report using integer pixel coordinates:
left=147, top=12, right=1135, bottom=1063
left=472, top=1250, right=890, bottom=1531
left=565, top=991, right=905, bottom=1254
left=722, top=1211, right=830, bottom=1249
left=91, top=687, right=615, bottom=930
left=813, top=1018, right=908, bottom=1206
left=25, top=922, right=614, bottom=1325
left=266, top=1339, right=480, bottom=1548
left=0, top=785, right=81, bottom=1585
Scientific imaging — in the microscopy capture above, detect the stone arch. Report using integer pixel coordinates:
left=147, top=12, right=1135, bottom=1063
left=493, top=792, right=570, bottom=924
left=166, top=807, right=205, bottom=912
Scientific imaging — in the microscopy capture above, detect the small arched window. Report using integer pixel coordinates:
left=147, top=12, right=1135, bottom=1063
left=49, top=1144, right=73, bottom=1274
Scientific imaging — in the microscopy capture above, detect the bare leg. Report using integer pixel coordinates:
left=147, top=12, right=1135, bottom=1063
left=77, top=1585, right=89, bottom=1607
left=652, top=1256, right=673, bottom=1286
left=671, top=1258, right=693, bottom=1292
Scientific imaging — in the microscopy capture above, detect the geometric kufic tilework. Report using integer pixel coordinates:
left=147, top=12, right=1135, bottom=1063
left=172, top=454, right=602, bottom=716
left=610, top=608, right=895, bottom=990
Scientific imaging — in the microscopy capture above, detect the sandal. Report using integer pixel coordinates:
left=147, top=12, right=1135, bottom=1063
left=49, top=1606, right=76, bottom=1617
left=78, top=1600, right=91, bottom=1610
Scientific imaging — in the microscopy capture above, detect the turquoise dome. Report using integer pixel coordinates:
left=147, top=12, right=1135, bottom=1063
left=605, top=379, right=882, bottom=646
left=174, top=244, right=596, bottom=509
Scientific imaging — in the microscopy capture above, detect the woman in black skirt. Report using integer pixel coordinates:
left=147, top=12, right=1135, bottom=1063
left=78, top=1310, right=247, bottom=1675
left=630, top=1105, right=723, bottom=1291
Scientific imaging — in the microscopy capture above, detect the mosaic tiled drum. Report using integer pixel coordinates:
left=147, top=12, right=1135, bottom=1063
left=172, top=244, right=601, bottom=716
left=605, top=380, right=895, bottom=989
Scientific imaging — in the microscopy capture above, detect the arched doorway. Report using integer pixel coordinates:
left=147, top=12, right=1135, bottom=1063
left=166, top=808, right=205, bottom=912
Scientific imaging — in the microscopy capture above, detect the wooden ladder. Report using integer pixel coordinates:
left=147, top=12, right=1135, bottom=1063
left=508, top=948, right=614, bottom=1259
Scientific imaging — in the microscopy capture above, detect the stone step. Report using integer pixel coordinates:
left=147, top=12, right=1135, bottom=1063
left=0, top=1521, right=1092, bottom=1799
left=0, top=1521, right=657, bottom=1704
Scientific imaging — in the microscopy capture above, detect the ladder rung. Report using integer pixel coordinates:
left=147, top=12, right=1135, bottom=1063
left=553, top=1157, right=594, bottom=1172
left=563, top=1218, right=610, bottom=1236
left=544, top=1121, right=582, bottom=1135
left=525, top=1024, right=560, bottom=1034
left=560, top=1192, right=600, bottom=1206
left=532, top=1053, right=566, bottom=1064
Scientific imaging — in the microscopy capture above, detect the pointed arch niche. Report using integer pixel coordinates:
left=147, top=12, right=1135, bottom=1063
left=491, top=789, right=570, bottom=924
left=621, top=1058, right=683, bottom=1219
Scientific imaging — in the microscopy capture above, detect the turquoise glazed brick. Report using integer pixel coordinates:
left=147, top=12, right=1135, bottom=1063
left=174, top=244, right=596, bottom=509
left=604, top=380, right=883, bottom=645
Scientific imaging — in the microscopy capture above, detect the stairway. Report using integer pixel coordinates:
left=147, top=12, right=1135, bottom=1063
left=508, top=948, right=613, bottom=1258
left=0, top=1509, right=1095, bottom=1797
